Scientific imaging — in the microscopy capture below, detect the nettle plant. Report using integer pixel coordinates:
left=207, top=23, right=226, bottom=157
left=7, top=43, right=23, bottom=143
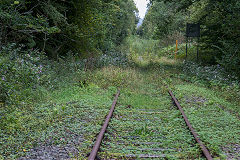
left=0, top=44, right=51, bottom=104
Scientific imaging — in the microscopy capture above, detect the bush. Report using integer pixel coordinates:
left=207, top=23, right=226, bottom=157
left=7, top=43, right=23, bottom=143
left=215, top=41, right=240, bottom=76
left=96, top=51, right=129, bottom=68
left=182, top=61, right=239, bottom=88
left=0, top=44, right=51, bottom=104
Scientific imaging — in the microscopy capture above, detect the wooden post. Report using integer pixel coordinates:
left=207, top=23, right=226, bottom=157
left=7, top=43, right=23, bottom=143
left=175, top=40, right=178, bottom=59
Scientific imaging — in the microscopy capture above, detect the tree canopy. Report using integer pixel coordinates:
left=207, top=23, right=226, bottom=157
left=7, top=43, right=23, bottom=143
left=0, top=0, right=138, bottom=58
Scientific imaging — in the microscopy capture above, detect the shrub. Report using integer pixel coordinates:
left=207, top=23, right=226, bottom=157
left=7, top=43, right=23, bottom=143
left=182, top=61, right=239, bottom=88
left=0, top=44, right=51, bottom=104
left=96, top=51, right=129, bottom=68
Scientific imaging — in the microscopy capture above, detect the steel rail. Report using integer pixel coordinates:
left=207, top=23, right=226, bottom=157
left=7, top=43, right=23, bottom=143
left=168, top=89, right=213, bottom=160
left=88, top=90, right=120, bottom=160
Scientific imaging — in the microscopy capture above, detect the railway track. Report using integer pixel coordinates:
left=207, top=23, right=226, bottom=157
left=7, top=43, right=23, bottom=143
left=88, top=89, right=213, bottom=160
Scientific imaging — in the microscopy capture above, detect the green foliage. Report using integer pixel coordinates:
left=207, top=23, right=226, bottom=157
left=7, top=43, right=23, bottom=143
left=133, top=124, right=153, bottom=137
left=0, top=0, right=138, bottom=58
left=1, top=1, right=240, bottom=159
left=0, top=44, right=50, bottom=104
left=125, top=36, right=159, bottom=54
left=147, top=0, right=240, bottom=76
left=0, top=84, right=114, bottom=159
left=0, top=0, right=71, bottom=58
left=174, top=84, right=240, bottom=158
left=0, top=44, right=84, bottom=105
left=120, top=36, right=161, bottom=65
left=181, top=61, right=239, bottom=87
left=138, top=1, right=185, bottom=40
left=96, top=51, right=129, bottom=67
left=0, top=36, right=239, bottom=159
left=71, top=0, right=137, bottom=54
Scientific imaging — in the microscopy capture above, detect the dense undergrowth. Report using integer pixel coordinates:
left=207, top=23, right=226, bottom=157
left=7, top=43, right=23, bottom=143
left=0, top=36, right=240, bottom=159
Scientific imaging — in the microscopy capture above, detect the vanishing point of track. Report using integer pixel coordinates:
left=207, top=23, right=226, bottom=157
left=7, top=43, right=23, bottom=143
left=88, top=89, right=213, bottom=160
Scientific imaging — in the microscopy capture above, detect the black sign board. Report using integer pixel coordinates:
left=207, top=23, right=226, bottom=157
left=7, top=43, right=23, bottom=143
left=186, top=23, right=200, bottom=37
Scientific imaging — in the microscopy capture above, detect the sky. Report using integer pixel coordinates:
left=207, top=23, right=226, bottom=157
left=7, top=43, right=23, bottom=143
left=134, top=0, right=149, bottom=19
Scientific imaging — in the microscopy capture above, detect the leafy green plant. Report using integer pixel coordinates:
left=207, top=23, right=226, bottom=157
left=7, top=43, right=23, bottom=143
left=0, top=44, right=51, bottom=104
left=133, top=124, right=153, bottom=137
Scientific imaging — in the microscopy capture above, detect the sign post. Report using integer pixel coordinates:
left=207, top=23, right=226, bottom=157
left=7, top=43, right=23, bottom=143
left=186, top=23, right=200, bottom=60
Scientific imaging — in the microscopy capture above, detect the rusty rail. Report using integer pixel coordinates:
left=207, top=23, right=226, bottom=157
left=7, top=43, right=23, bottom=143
left=88, top=90, right=120, bottom=160
left=168, top=89, right=213, bottom=160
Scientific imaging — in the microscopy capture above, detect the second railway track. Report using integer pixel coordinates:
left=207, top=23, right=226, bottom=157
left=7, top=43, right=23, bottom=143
left=88, top=89, right=213, bottom=160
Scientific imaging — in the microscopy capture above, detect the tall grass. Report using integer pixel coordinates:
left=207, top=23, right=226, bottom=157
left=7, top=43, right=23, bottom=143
left=120, top=36, right=199, bottom=63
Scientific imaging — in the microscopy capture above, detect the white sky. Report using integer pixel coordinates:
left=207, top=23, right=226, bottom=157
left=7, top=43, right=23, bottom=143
left=134, top=0, right=149, bottom=19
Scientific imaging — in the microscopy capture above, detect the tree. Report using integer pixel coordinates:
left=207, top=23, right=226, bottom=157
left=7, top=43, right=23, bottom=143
left=0, top=0, right=138, bottom=58
left=139, top=1, right=185, bottom=40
